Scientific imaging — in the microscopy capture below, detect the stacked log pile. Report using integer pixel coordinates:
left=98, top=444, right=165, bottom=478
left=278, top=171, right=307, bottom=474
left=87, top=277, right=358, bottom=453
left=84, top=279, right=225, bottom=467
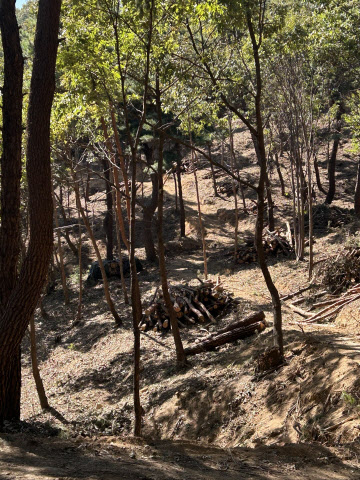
left=139, top=279, right=233, bottom=333
left=235, top=229, right=293, bottom=264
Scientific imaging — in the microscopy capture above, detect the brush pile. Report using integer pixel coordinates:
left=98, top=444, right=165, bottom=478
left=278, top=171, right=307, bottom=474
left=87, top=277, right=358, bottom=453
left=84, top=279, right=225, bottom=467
left=139, top=279, right=233, bottom=333
left=216, top=180, right=238, bottom=196
left=316, top=246, right=360, bottom=293
left=235, top=229, right=293, bottom=264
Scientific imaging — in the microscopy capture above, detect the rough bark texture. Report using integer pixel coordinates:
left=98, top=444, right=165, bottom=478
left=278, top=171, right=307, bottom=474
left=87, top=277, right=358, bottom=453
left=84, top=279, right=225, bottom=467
left=0, top=0, right=24, bottom=421
left=0, top=0, right=62, bottom=423
left=0, top=0, right=24, bottom=308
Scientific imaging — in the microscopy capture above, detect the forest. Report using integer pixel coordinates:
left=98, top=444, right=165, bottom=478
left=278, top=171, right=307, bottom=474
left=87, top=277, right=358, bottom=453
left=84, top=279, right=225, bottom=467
left=1, top=0, right=360, bottom=478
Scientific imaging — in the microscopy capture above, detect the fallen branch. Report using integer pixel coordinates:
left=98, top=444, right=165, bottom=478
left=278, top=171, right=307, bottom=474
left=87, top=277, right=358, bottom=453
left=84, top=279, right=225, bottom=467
left=184, top=320, right=266, bottom=356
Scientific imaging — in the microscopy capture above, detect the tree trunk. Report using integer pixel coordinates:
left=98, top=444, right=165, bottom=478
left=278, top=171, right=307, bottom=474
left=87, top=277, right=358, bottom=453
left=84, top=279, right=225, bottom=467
left=76, top=211, right=83, bottom=322
left=274, top=152, right=286, bottom=197
left=72, top=168, right=122, bottom=326
left=0, top=1, right=24, bottom=423
left=325, top=106, right=343, bottom=205
left=354, top=157, right=360, bottom=217
left=100, top=117, right=130, bottom=251
left=325, top=136, right=339, bottom=205
left=129, top=147, right=142, bottom=436
left=155, top=75, right=187, bottom=367
left=208, top=144, right=219, bottom=197
left=0, top=0, right=24, bottom=309
left=313, top=154, right=327, bottom=195
left=52, top=179, right=70, bottom=305
left=176, top=145, right=186, bottom=237
left=246, top=10, right=283, bottom=358
left=0, top=0, right=62, bottom=423
left=110, top=107, right=131, bottom=222
left=102, top=158, right=114, bottom=261
left=142, top=172, right=158, bottom=263
left=29, top=314, right=50, bottom=410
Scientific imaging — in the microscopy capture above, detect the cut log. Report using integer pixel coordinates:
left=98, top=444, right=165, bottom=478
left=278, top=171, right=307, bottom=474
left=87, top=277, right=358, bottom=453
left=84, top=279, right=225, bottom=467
left=216, top=311, right=265, bottom=334
left=184, top=321, right=266, bottom=356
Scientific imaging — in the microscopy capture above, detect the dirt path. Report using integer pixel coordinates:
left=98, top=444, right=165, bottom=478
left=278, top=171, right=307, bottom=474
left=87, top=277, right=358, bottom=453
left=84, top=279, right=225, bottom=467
left=0, top=433, right=359, bottom=480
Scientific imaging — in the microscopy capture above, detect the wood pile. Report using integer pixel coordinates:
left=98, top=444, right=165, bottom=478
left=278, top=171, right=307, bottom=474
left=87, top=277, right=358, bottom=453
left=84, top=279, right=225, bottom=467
left=315, top=246, right=360, bottom=293
left=139, top=279, right=233, bottom=333
left=235, top=229, right=293, bottom=264
left=185, top=311, right=267, bottom=356
left=216, top=180, right=238, bottom=196
left=282, top=282, right=360, bottom=325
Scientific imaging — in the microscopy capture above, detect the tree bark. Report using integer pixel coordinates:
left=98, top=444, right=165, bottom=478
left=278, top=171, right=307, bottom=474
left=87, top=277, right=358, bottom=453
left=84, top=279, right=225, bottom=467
left=52, top=180, right=70, bottom=305
left=176, top=145, right=186, bottom=237
left=313, top=154, right=327, bottom=195
left=29, top=314, right=50, bottom=410
left=0, top=0, right=62, bottom=423
left=142, top=170, right=158, bottom=263
left=274, top=152, right=286, bottom=197
left=0, top=0, right=24, bottom=422
left=246, top=9, right=283, bottom=358
left=208, top=144, right=219, bottom=197
left=325, top=106, right=343, bottom=205
left=354, top=157, right=360, bottom=217
left=102, top=158, right=114, bottom=261
left=72, top=168, right=122, bottom=326
left=155, top=74, right=187, bottom=367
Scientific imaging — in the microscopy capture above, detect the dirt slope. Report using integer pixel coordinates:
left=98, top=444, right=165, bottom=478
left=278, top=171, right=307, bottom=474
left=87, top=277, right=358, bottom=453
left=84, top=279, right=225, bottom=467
left=1, top=129, right=360, bottom=478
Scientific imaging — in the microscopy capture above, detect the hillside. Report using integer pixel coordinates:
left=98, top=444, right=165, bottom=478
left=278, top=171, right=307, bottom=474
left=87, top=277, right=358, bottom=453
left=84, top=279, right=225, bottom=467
left=0, top=129, right=359, bottom=479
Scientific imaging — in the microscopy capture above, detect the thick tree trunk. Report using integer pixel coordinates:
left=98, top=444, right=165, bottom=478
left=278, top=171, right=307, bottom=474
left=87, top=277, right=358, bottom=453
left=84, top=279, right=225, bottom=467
left=0, top=0, right=62, bottom=423
left=0, top=1, right=24, bottom=422
left=0, top=0, right=24, bottom=308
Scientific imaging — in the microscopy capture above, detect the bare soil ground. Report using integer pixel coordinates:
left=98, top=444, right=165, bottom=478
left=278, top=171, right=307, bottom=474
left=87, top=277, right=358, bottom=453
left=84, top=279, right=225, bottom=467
left=2, top=128, right=360, bottom=479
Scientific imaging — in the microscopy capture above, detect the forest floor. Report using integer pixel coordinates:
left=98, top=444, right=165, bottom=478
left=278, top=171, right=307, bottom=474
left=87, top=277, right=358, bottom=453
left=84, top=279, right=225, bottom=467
left=2, top=127, right=360, bottom=479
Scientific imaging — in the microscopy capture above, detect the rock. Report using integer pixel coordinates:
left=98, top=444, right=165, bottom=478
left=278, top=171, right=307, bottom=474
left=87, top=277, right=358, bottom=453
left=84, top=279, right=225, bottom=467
left=86, top=257, right=144, bottom=286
